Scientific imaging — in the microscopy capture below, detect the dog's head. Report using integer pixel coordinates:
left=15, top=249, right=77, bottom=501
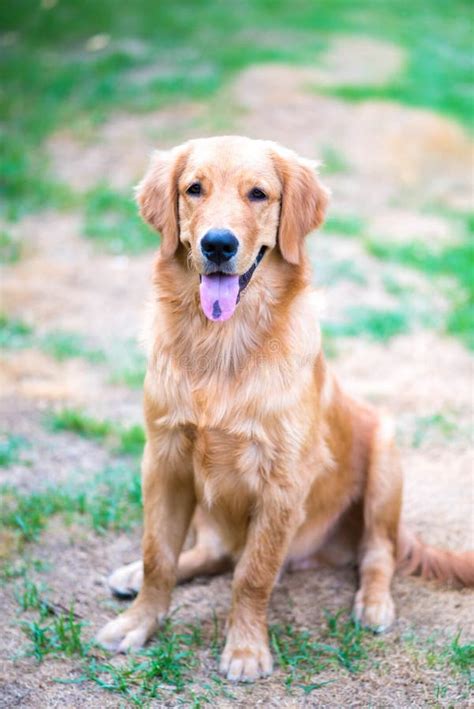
left=137, top=136, right=329, bottom=321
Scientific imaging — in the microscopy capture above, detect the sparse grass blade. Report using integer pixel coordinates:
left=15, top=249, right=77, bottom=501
left=365, top=229, right=474, bottom=349
left=0, top=434, right=28, bottom=467
left=0, top=230, right=21, bottom=263
left=21, top=606, right=88, bottom=661
left=1, top=463, right=142, bottom=543
left=40, top=331, right=106, bottom=364
left=323, top=306, right=410, bottom=342
left=47, top=408, right=114, bottom=441
left=0, top=315, right=33, bottom=349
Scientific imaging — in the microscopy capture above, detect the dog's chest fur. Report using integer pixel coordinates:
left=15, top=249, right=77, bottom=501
left=145, top=290, right=326, bottom=518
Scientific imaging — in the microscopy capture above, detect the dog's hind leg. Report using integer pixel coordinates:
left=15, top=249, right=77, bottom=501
left=108, top=508, right=231, bottom=599
left=353, top=417, right=403, bottom=633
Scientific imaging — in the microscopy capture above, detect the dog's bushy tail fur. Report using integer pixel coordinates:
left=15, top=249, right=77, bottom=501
left=397, top=529, right=474, bottom=587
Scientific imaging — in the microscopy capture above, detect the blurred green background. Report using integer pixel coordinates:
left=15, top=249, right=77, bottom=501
left=1, top=0, right=473, bottom=213
left=1, top=0, right=473, bottom=349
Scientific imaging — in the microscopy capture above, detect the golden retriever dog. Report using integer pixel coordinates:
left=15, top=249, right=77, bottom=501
left=97, top=136, right=473, bottom=682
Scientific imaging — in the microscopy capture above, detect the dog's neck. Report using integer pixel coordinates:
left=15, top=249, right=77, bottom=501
left=150, top=248, right=313, bottom=380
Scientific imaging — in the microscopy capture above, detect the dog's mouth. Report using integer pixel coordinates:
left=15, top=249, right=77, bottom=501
left=199, top=246, right=267, bottom=322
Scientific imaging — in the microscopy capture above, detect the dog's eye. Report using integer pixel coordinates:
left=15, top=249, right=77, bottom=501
left=187, top=182, right=202, bottom=196
left=248, top=187, right=267, bottom=201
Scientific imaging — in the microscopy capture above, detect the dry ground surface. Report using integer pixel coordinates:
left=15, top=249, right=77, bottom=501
left=1, top=37, right=473, bottom=708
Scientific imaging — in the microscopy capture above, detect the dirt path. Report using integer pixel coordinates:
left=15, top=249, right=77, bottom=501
left=1, top=37, right=473, bottom=707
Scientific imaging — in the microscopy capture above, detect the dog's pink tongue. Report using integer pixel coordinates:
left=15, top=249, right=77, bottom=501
left=200, top=274, right=240, bottom=321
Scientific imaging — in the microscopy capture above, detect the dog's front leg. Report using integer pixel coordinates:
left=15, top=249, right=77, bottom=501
left=97, top=438, right=195, bottom=652
left=220, top=493, right=302, bottom=682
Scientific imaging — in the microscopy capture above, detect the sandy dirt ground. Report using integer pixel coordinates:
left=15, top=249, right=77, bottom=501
left=1, top=37, right=473, bottom=707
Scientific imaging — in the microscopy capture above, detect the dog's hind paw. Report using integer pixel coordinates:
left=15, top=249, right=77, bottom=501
left=108, top=560, right=143, bottom=599
left=353, top=589, right=395, bottom=633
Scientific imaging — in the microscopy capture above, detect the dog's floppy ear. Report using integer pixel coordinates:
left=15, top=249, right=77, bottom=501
left=136, top=145, right=189, bottom=259
left=271, top=146, right=330, bottom=265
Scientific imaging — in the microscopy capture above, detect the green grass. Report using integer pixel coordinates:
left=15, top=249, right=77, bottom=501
left=15, top=586, right=381, bottom=706
left=48, top=408, right=114, bottom=440
left=0, top=434, right=29, bottom=467
left=1, top=487, right=78, bottom=543
left=1, top=463, right=142, bottom=543
left=0, top=315, right=107, bottom=361
left=423, top=632, right=474, bottom=690
left=0, top=314, right=33, bottom=349
left=447, top=634, right=474, bottom=681
left=15, top=578, right=209, bottom=702
left=12, top=571, right=471, bottom=704
left=320, top=146, right=349, bottom=175
left=41, top=331, right=106, bottom=363
left=47, top=408, right=145, bottom=457
left=365, top=219, right=474, bottom=348
left=0, top=315, right=146, bottom=385
left=117, top=424, right=146, bottom=457
left=85, top=620, right=202, bottom=703
left=324, top=610, right=373, bottom=672
left=1, top=1, right=471, bottom=219
left=324, top=306, right=410, bottom=343
left=0, top=230, right=21, bottom=263
left=15, top=578, right=51, bottom=618
left=411, top=413, right=457, bottom=448
left=323, top=215, right=365, bottom=237
left=22, top=606, right=88, bottom=662
left=83, top=186, right=157, bottom=254
left=0, top=557, right=48, bottom=583
left=270, top=611, right=377, bottom=690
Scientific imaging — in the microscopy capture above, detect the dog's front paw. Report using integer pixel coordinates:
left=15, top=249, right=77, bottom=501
left=96, top=608, right=159, bottom=653
left=219, top=634, right=273, bottom=682
left=353, top=589, right=395, bottom=633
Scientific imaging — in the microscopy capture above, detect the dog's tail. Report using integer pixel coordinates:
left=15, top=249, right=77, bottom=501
left=397, top=529, right=474, bottom=587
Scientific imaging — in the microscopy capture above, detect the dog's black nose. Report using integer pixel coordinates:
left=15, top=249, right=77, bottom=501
left=201, top=229, right=239, bottom=265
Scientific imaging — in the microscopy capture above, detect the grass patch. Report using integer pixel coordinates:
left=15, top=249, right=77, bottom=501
left=41, top=331, right=106, bottom=363
left=0, top=230, right=21, bottom=263
left=0, top=314, right=33, bottom=349
left=22, top=605, right=88, bottom=662
left=48, top=409, right=114, bottom=440
left=411, top=413, right=457, bottom=448
left=0, top=316, right=108, bottom=361
left=0, top=316, right=145, bottom=385
left=85, top=620, right=202, bottom=703
left=47, top=408, right=145, bottom=458
left=423, top=632, right=474, bottom=689
left=323, top=215, right=365, bottom=236
left=365, top=222, right=474, bottom=348
left=117, top=424, right=146, bottom=457
left=324, top=306, right=410, bottom=342
left=83, top=186, right=157, bottom=254
left=0, top=557, right=47, bottom=583
left=271, top=611, right=377, bottom=690
left=0, top=434, right=29, bottom=467
left=321, top=146, right=349, bottom=174
left=15, top=576, right=222, bottom=705
left=1, top=463, right=142, bottom=543
left=15, top=584, right=381, bottom=705
left=447, top=634, right=474, bottom=680
left=15, top=578, right=51, bottom=617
